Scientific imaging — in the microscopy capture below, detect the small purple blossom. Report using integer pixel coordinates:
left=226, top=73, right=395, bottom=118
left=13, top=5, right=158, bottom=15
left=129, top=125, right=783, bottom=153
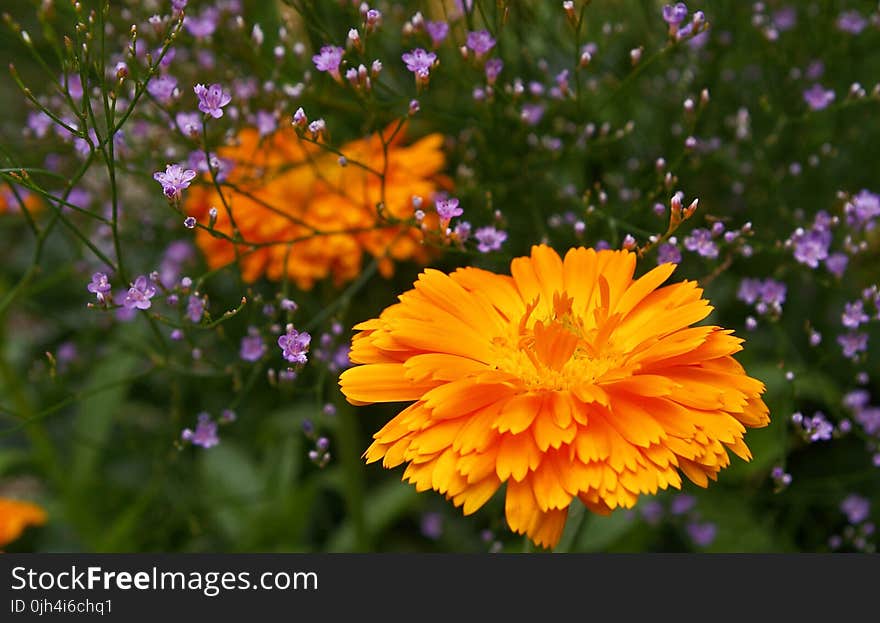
left=184, top=8, right=219, bottom=38
left=187, top=294, right=205, bottom=323
left=255, top=110, right=277, bottom=137
left=474, top=226, right=507, bottom=253
left=670, top=494, right=696, bottom=516
left=662, top=3, right=688, bottom=26
left=27, top=111, right=52, bottom=138
left=683, top=228, right=718, bottom=258
left=803, top=84, right=835, bottom=111
left=845, top=190, right=880, bottom=231
left=521, top=103, right=545, bottom=126
left=854, top=407, right=880, bottom=436
left=426, top=21, right=449, bottom=47
left=842, top=300, right=869, bottom=329
left=436, top=197, right=463, bottom=222
left=278, top=325, right=311, bottom=364
left=639, top=500, right=664, bottom=526
left=147, top=74, right=178, bottom=103
left=123, top=276, right=157, bottom=311
left=825, top=252, right=848, bottom=278
left=240, top=330, right=266, bottom=362
left=841, top=495, right=871, bottom=524
left=772, top=7, right=797, bottom=32
left=790, top=227, right=830, bottom=268
left=803, top=412, right=834, bottom=442
left=737, top=278, right=762, bottom=305
left=686, top=521, right=717, bottom=547
left=181, top=413, right=219, bottom=448
left=188, top=151, right=232, bottom=182
left=175, top=111, right=201, bottom=137
left=153, top=163, right=196, bottom=200
left=485, top=58, right=504, bottom=84
left=87, top=272, right=112, bottom=301
left=312, top=46, right=345, bottom=80
left=837, top=332, right=868, bottom=360
left=194, top=83, right=232, bottom=119
left=420, top=512, right=444, bottom=540
left=466, top=30, right=496, bottom=56
left=656, top=242, right=682, bottom=265
left=402, top=48, right=437, bottom=78
left=837, top=10, right=867, bottom=35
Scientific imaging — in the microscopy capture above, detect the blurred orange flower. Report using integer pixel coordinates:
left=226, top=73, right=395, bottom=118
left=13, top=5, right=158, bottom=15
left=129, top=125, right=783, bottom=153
left=184, top=123, right=448, bottom=289
left=0, top=497, right=47, bottom=547
left=340, top=245, right=770, bottom=549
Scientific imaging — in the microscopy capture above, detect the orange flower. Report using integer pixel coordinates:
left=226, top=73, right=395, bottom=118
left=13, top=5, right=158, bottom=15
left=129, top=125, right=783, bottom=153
left=184, top=124, right=447, bottom=289
left=0, top=185, right=41, bottom=215
left=339, top=245, right=770, bottom=549
left=0, top=497, right=47, bottom=547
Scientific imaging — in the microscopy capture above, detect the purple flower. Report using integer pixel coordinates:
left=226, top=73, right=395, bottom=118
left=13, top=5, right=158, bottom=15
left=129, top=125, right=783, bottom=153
left=737, top=278, right=762, bottom=305
left=485, top=58, right=504, bottom=84
left=184, top=8, right=219, bottom=38
left=803, top=412, right=834, bottom=442
left=153, top=163, right=196, bottom=200
left=87, top=272, right=112, bottom=301
left=187, top=294, right=205, bottom=323
left=683, top=228, right=718, bottom=258
left=64, top=74, right=83, bottom=99
left=420, top=512, right=444, bottom=540
left=759, top=279, right=787, bottom=308
left=841, top=495, right=871, bottom=524
left=772, top=7, right=797, bottom=32
left=670, top=494, right=696, bottom=515
left=402, top=48, right=437, bottom=78
left=194, top=83, right=231, bottom=119
left=425, top=21, right=449, bottom=47
left=686, top=521, right=717, bottom=547
left=123, top=275, right=157, bottom=310
left=188, top=151, right=232, bottom=182
left=255, top=110, right=277, bottom=137
left=805, top=60, right=824, bottom=80
left=842, top=300, right=869, bottom=329
left=172, top=0, right=188, bottom=13
left=474, top=226, right=507, bottom=253
left=147, top=74, right=178, bottom=103
left=436, top=197, right=463, bottom=222
left=838, top=332, right=868, bottom=360
left=662, top=3, right=688, bottom=25
left=240, top=330, right=266, bottom=362
left=312, top=45, right=345, bottom=80
left=521, top=103, right=545, bottom=126
left=843, top=390, right=871, bottom=412
left=175, top=111, right=201, bottom=137
left=791, top=227, right=830, bottom=268
left=656, top=242, right=681, bottom=265
left=278, top=325, right=311, bottom=364
left=855, top=407, right=880, bottom=436
left=466, top=30, right=496, bottom=56
left=825, top=252, right=848, bottom=278
left=837, top=10, right=867, bottom=35
left=639, top=500, right=664, bottom=525
left=181, top=413, right=219, bottom=448
left=803, top=84, right=835, bottom=110
left=27, top=111, right=52, bottom=138
left=845, top=190, right=880, bottom=231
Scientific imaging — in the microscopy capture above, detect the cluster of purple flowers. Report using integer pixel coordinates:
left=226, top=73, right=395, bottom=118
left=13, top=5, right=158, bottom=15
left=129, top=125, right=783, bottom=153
left=791, top=411, right=834, bottom=443
left=829, top=494, right=875, bottom=553
left=737, top=277, right=787, bottom=317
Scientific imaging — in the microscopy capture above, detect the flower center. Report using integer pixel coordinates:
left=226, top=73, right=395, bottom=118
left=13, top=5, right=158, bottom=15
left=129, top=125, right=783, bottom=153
left=490, top=293, right=626, bottom=391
